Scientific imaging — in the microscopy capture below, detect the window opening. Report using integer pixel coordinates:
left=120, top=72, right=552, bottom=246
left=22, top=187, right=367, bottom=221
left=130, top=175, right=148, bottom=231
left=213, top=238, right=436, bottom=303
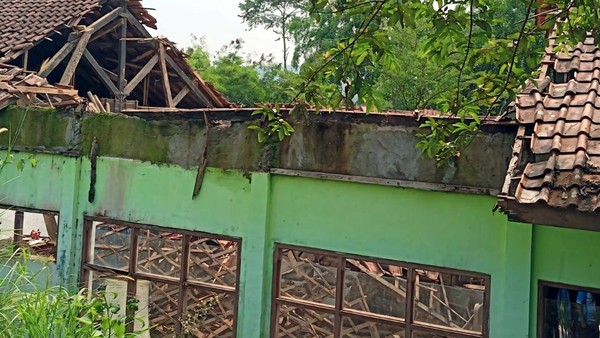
left=82, top=218, right=241, bottom=338
left=539, top=282, right=600, bottom=338
left=0, top=207, right=59, bottom=260
left=272, top=245, right=490, bottom=338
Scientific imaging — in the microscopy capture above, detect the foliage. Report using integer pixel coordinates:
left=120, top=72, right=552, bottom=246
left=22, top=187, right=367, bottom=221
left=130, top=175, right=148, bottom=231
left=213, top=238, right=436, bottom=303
left=239, top=0, right=307, bottom=69
left=267, top=0, right=599, bottom=163
left=187, top=39, right=302, bottom=107
left=373, top=21, right=461, bottom=110
left=248, top=104, right=297, bottom=143
left=0, top=251, right=145, bottom=338
left=0, top=107, right=138, bottom=337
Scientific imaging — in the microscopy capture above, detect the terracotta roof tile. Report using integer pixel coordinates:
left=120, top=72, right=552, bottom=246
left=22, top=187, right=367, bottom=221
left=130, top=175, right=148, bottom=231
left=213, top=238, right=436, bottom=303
left=0, top=0, right=157, bottom=62
left=502, top=33, right=600, bottom=212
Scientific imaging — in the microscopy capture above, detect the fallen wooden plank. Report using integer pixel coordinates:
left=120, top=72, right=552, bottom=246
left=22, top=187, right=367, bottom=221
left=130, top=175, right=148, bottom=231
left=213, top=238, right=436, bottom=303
left=13, top=85, right=78, bottom=96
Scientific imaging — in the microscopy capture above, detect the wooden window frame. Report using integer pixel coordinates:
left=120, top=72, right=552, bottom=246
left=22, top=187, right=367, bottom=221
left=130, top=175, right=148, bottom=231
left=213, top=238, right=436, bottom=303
left=537, top=280, right=600, bottom=338
left=0, top=204, right=60, bottom=256
left=81, top=216, right=242, bottom=337
left=271, top=244, right=491, bottom=338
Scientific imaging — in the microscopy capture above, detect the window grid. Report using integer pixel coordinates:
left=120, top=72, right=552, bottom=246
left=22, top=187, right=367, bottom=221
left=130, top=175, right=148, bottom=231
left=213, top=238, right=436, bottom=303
left=271, top=244, right=490, bottom=338
left=81, top=216, right=241, bottom=337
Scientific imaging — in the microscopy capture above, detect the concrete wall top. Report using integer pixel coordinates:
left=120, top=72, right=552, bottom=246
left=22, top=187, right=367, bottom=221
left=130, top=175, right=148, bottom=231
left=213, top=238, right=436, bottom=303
left=0, top=107, right=517, bottom=190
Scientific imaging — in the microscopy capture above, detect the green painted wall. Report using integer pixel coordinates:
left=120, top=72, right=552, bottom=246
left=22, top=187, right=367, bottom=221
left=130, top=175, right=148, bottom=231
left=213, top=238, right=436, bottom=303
left=0, top=153, right=537, bottom=337
left=268, top=175, right=532, bottom=337
left=529, top=225, right=600, bottom=337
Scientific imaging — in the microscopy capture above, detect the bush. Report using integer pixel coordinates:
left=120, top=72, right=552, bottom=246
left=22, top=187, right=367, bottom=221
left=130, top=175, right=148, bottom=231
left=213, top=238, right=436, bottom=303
left=0, top=251, right=145, bottom=338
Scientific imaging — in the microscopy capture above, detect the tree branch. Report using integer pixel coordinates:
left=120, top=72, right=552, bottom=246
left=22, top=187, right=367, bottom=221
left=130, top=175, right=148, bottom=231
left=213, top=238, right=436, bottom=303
left=290, top=0, right=387, bottom=103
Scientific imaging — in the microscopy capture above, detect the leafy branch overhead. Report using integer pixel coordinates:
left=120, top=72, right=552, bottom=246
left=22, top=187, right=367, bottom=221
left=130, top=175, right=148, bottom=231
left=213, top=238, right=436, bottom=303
left=235, top=0, right=599, bottom=163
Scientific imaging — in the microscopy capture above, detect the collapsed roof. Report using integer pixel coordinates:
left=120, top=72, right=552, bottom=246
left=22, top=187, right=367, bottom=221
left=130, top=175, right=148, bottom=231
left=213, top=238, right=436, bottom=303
left=0, top=0, right=232, bottom=112
left=498, top=32, right=600, bottom=230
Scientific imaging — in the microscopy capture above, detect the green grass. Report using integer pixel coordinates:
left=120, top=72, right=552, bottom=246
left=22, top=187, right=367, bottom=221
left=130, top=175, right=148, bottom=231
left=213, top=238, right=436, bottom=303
left=0, top=250, right=146, bottom=338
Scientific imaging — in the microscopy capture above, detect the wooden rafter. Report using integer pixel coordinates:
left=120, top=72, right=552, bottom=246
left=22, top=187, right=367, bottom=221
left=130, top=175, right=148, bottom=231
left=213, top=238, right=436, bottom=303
left=117, top=0, right=128, bottom=112
left=164, top=54, right=213, bottom=107
left=38, top=35, right=78, bottom=78
left=39, top=7, right=122, bottom=78
left=158, top=42, right=174, bottom=108
left=83, top=49, right=119, bottom=95
left=89, top=19, right=123, bottom=43
left=124, top=9, right=214, bottom=108
left=124, top=54, right=158, bottom=95
left=172, top=86, right=190, bottom=107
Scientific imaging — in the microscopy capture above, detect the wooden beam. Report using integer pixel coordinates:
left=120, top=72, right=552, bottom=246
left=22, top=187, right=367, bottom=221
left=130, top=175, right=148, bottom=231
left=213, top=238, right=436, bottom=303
left=131, top=49, right=155, bottom=63
left=89, top=19, right=123, bottom=43
left=124, top=54, right=158, bottom=95
left=38, top=35, right=78, bottom=78
left=158, top=43, right=174, bottom=107
left=124, top=10, right=152, bottom=38
left=88, top=7, right=122, bottom=34
left=164, top=54, right=213, bottom=107
left=38, top=7, right=121, bottom=78
left=117, top=1, right=128, bottom=112
left=83, top=49, right=119, bottom=95
left=23, top=51, right=29, bottom=72
left=142, top=76, right=149, bottom=106
left=43, top=214, right=59, bottom=245
left=270, top=168, right=500, bottom=196
left=13, top=85, right=78, bottom=96
left=13, top=211, right=23, bottom=252
left=59, top=30, right=92, bottom=85
left=172, top=86, right=190, bottom=106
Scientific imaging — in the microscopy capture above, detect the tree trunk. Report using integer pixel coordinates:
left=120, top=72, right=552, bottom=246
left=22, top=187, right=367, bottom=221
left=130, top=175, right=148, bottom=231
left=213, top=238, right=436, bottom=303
left=282, top=19, right=288, bottom=70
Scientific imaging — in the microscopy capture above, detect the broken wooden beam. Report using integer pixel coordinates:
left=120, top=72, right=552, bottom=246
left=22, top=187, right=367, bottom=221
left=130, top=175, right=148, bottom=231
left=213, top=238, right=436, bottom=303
left=38, top=35, right=79, bottom=78
left=13, top=85, right=78, bottom=96
left=59, top=30, right=92, bottom=85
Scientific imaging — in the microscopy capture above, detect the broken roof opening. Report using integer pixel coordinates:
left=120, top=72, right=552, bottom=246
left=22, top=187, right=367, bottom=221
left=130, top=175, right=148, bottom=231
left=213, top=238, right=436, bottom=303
left=0, top=0, right=233, bottom=113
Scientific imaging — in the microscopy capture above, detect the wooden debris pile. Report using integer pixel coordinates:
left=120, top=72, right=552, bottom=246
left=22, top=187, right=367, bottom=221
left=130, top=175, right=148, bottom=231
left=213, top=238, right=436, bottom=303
left=0, top=64, right=82, bottom=111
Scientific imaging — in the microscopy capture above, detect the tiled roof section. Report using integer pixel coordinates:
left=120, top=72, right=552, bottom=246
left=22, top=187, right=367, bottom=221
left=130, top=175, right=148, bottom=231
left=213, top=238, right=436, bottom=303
left=127, top=0, right=157, bottom=29
left=0, top=0, right=100, bottom=61
left=511, top=34, right=600, bottom=212
left=0, top=0, right=157, bottom=62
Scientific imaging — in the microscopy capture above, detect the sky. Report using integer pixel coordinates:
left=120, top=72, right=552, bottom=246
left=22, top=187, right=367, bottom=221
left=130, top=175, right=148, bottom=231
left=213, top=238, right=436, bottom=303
left=143, top=0, right=283, bottom=62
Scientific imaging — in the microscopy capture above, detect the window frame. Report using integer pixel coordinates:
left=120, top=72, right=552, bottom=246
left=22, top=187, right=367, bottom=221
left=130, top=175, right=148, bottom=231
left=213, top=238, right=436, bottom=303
left=271, top=244, right=491, bottom=338
left=537, top=280, right=600, bottom=338
left=81, top=215, right=242, bottom=337
left=0, top=204, right=60, bottom=257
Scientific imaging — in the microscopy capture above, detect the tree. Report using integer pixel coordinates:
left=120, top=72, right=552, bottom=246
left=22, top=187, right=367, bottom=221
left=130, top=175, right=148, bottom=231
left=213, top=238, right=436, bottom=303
left=187, top=40, right=302, bottom=107
left=373, top=21, right=460, bottom=110
left=239, top=0, right=306, bottom=69
left=249, top=0, right=599, bottom=163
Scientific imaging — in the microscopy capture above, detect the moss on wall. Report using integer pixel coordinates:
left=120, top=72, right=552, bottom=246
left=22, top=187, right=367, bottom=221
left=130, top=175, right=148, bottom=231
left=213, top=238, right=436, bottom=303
left=0, top=106, right=71, bottom=149
left=81, top=113, right=172, bottom=163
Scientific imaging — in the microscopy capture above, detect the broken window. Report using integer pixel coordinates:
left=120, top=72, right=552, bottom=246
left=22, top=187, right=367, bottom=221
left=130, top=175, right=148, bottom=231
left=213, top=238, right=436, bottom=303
left=272, top=245, right=490, bottom=338
left=82, top=218, right=240, bottom=338
left=539, top=282, right=600, bottom=338
left=0, top=207, right=59, bottom=260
